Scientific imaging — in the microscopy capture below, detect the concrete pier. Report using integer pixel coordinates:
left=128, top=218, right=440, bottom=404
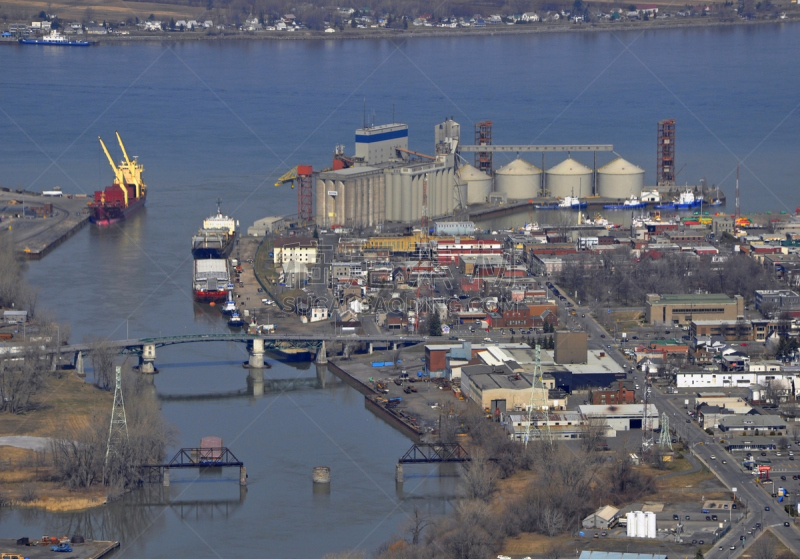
left=162, top=468, right=170, bottom=487
left=240, top=466, right=247, bottom=486
left=395, top=463, right=404, bottom=484
left=75, top=351, right=84, bottom=376
left=248, top=368, right=264, bottom=396
left=315, top=362, right=327, bottom=389
left=313, top=466, right=331, bottom=484
left=368, top=343, right=373, bottom=355
left=139, top=343, right=156, bottom=374
left=316, top=341, right=327, bottom=364
left=248, top=338, right=265, bottom=368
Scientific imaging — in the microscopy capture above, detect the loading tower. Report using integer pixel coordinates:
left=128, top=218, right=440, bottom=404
left=657, top=119, right=676, bottom=186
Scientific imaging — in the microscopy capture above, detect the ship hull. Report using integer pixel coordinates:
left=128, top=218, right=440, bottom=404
left=194, top=290, right=229, bottom=303
left=604, top=202, right=646, bottom=210
left=19, top=38, right=90, bottom=46
left=89, top=192, right=146, bottom=226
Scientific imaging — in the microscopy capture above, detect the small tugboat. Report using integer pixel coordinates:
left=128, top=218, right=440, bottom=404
left=227, top=310, right=244, bottom=329
left=557, top=195, right=587, bottom=210
left=604, top=195, right=647, bottom=210
left=221, top=291, right=236, bottom=315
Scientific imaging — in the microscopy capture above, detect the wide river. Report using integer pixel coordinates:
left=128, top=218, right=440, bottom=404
left=1, top=24, right=799, bottom=557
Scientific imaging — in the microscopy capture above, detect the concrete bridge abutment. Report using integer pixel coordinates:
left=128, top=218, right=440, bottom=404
left=139, top=343, right=157, bottom=374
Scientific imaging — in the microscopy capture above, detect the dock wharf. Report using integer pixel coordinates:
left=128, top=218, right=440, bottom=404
left=0, top=539, right=119, bottom=558
left=0, top=190, right=91, bottom=259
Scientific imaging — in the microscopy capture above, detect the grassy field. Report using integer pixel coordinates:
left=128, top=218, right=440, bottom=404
left=0, top=372, right=111, bottom=511
left=0, top=371, right=111, bottom=438
left=0, top=0, right=206, bottom=23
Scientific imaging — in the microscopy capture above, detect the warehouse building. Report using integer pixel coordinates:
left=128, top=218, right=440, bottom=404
left=576, top=404, right=659, bottom=432
left=582, top=505, right=620, bottom=530
left=645, top=293, right=744, bottom=325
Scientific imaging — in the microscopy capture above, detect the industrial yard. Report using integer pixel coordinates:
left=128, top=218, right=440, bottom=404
left=0, top=189, right=90, bottom=258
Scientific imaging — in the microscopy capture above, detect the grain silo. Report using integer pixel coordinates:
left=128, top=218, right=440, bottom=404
left=495, top=158, right=542, bottom=200
left=596, top=157, right=645, bottom=199
left=458, top=164, right=492, bottom=205
left=545, top=157, right=593, bottom=199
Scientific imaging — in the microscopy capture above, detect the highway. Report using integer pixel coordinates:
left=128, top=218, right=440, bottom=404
left=550, top=282, right=800, bottom=557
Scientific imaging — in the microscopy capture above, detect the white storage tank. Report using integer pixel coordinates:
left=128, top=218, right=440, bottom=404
left=635, top=511, right=646, bottom=538
left=645, top=511, right=657, bottom=539
left=495, top=158, right=542, bottom=200
left=545, top=157, right=593, bottom=199
left=458, top=164, right=492, bottom=205
left=626, top=512, right=636, bottom=537
left=597, top=157, right=645, bottom=199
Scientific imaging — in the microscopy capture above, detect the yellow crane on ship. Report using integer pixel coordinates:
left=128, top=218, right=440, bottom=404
left=98, top=132, right=145, bottom=208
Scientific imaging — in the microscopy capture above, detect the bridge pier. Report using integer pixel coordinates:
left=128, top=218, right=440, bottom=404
left=75, top=351, right=85, bottom=376
left=248, top=368, right=264, bottom=397
left=162, top=468, right=170, bottom=487
left=315, top=341, right=327, bottom=364
left=248, top=338, right=265, bottom=368
left=392, top=342, right=398, bottom=351
left=368, top=343, right=373, bottom=355
left=139, top=343, right=157, bottom=374
left=395, top=463, right=404, bottom=484
left=239, top=466, right=247, bottom=486
left=315, top=362, right=327, bottom=389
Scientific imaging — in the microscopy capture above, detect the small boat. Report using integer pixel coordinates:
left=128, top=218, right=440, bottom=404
left=221, top=291, right=236, bottom=315
left=557, top=196, right=587, bottom=210
left=227, top=311, right=244, bottom=328
left=604, top=196, right=647, bottom=210
left=708, top=199, right=723, bottom=207
left=657, top=187, right=703, bottom=210
left=19, top=30, right=90, bottom=46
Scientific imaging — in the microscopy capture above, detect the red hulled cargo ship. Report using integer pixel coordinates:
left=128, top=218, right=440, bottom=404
left=89, top=132, right=147, bottom=226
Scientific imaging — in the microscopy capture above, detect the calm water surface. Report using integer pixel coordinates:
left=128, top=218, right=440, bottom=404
left=1, top=25, right=798, bottom=557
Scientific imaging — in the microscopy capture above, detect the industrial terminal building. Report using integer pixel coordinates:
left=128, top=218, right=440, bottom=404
left=314, top=118, right=646, bottom=228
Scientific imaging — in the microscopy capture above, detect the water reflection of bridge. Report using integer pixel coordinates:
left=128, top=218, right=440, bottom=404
left=152, top=363, right=338, bottom=400
left=159, top=371, right=343, bottom=402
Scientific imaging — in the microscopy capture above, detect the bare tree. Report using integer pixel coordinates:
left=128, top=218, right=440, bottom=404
left=88, top=338, right=116, bottom=390
left=778, top=436, right=790, bottom=450
left=544, top=543, right=571, bottom=559
left=404, top=504, right=430, bottom=545
left=751, top=534, right=777, bottom=559
left=0, top=344, right=46, bottom=414
left=461, top=447, right=497, bottom=501
left=579, top=415, right=608, bottom=452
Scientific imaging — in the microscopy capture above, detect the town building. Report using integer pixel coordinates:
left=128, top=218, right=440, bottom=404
left=755, top=289, right=800, bottom=315
left=717, top=414, right=786, bottom=433
left=273, top=237, right=318, bottom=265
left=591, top=380, right=636, bottom=405
left=645, top=293, right=744, bottom=325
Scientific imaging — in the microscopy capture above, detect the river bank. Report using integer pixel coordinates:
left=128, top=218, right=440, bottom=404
left=0, top=371, right=111, bottom=512
left=1, top=15, right=796, bottom=45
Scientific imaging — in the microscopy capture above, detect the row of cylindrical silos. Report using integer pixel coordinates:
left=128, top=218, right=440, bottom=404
left=458, top=156, right=645, bottom=202
left=384, top=166, right=456, bottom=222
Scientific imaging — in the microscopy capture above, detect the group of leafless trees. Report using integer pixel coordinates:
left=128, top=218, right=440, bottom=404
left=49, top=365, right=175, bottom=492
left=331, top=408, right=653, bottom=559
left=557, top=248, right=780, bottom=308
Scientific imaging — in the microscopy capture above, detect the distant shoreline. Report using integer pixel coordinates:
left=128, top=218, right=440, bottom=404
left=1, top=16, right=795, bottom=45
